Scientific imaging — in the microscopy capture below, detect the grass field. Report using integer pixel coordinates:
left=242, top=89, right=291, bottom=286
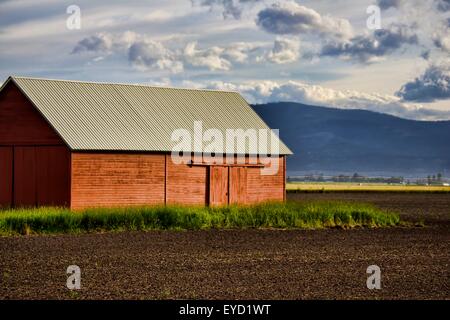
left=0, top=201, right=400, bottom=235
left=286, top=182, right=450, bottom=193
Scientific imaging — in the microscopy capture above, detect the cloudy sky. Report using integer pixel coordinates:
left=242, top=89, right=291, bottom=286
left=0, top=0, right=449, bottom=120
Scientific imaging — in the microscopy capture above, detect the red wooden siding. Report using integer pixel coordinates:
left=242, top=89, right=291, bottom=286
left=10, top=146, right=71, bottom=207
left=13, top=147, right=37, bottom=206
left=0, top=147, right=13, bottom=207
left=70, top=153, right=165, bottom=209
left=246, top=156, right=285, bottom=204
left=166, top=154, right=208, bottom=205
left=0, top=82, right=64, bottom=146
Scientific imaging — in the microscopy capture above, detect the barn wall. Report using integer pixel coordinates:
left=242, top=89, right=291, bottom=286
left=70, top=153, right=285, bottom=209
left=70, top=153, right=165, bottom=209
left=0, top=82, right=64, bottom=146
left=246, top=156, right=285, bottom=204
left=166, top=154, right=208, bottom=205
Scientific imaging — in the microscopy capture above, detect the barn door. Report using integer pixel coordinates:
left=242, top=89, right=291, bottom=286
left=209, top=166, right=228, bottom=206
left=12, top=146, right=70, bottom=208
left=209, top=166, right=248, bottom=206
left=14, top=146, right=37, bottom=207
left=35, top=146, right=70, bottom=206
left=0, top=147, right=13, bottom=208
left=229, top=167, right=247, bottom=205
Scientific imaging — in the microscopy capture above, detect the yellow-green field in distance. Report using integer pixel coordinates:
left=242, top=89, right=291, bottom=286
left=286, top=182, right=450, bottom=192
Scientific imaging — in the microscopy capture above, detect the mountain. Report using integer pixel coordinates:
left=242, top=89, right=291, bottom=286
left=252, top=102, right=450, bottom=178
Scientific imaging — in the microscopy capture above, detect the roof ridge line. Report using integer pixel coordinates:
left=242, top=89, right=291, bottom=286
left=10, top=76, right=241, bottom=95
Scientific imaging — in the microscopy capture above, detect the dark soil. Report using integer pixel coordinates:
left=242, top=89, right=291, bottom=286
left=288, top=192, right=450, bottom=224
left=0, top=193, right=448, bottom=300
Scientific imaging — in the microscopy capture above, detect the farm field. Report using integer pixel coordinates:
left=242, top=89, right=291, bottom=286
left=286, top=182, right=450, bottom=192
left=0, top=193, right=449, bottom=300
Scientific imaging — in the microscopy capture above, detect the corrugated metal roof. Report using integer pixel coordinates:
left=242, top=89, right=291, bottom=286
left=4, top=76, right=292, bottom=155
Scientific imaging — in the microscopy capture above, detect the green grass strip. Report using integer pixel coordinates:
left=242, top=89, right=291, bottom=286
left=0, top=201, right=400, bottom=236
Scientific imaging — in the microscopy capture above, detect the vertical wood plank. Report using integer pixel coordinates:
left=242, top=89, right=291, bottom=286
left=13, top=146, right=37, bottom=207
left=0, top=147, right=13, bottom=207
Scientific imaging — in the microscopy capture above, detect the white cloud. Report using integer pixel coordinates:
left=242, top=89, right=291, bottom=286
left=397, top=60, right=450, bottom=102
left=72, top=31, right=299, bottom=72
left=129, top=40, right=183, bottom=73
left=72, top=31, right=139, bottom=54
left=182, top=41, right=269, bottom=70
left=256, top=1, right=353, bottom=40
left=436, top=0, right=450, bottom=12
left=221, top=42, right=260, bottom=63
left=192, top=0, right=262, bottom=19
left=201, top=80, right=450, bottom=120
left=377, top=0, right=403, bottom=10
left=2, top=0, right=449, bottom=117
left=432, top=17, right=450, bottom=53
left=71, top=31, right=183, bottom=73
left=183, top=42, right=232, bottom=71
left=433, top=35, right=450, bottom=52
left=266, top=37, right=300, bottom=64
left=321, top=24, right=418, bottom=64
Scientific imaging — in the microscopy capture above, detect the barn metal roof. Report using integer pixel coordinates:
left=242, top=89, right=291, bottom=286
left=3, top=76, right=292, bottom=155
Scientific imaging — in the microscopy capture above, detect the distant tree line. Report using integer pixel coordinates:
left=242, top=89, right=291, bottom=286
left=287, top=172, right=448, bottom=185
left=332, top=173, right=404, bottom=184
left=416, top=173, right=445, bottom=185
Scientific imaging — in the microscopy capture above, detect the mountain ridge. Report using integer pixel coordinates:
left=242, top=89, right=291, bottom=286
left=251, top=102, right=450, bottom=177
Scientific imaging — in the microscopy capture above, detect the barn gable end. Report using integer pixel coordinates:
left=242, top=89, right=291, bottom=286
left=0, top=81, right=71, bottom=208
left=0, top=81, right=66, bottom=146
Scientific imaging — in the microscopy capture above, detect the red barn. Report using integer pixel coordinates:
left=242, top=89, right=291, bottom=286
left=0, top=76, right=291, bottom=210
